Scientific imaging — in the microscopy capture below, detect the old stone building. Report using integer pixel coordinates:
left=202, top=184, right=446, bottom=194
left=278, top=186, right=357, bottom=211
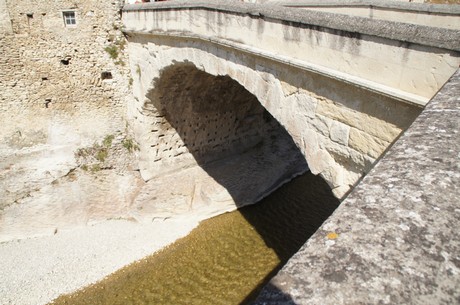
left=0, top=0, right=140, bottom=241
left=0, top=0, right=130, bottom=140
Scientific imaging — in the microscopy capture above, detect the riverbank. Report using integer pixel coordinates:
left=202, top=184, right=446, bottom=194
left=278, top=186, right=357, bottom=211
left=50, top=173, right=340, bottom=305
left=1, top=172, right=340, bottom=305
left=0, top=125, right=308, bottom=304
left=0, top=218, right=200, bottom=305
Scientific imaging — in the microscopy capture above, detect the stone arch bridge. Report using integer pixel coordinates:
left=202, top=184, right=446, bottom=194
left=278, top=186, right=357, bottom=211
left=121, top=2, right=460, bottom=302
left=122, top=0, right=459, bottom=201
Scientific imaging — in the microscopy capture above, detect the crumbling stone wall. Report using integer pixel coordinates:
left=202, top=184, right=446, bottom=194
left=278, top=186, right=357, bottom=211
left=0, top=0, right=12, bottom=34
left=0, top=0, right=141, bottom=241
left=0, top=0, right=131, bottom=145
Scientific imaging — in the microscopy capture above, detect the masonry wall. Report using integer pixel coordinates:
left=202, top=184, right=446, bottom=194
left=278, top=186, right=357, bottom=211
left=121, top=3, right=460, bottom=198
left=0, top=0, right=131, bottom=146
left=123, top=4, right=460, bottom=104
left=0, top=0, right=141, bottom=241
left=0, top=0, right=12, bottom=34
left=127, top=33, right=422, bottom=198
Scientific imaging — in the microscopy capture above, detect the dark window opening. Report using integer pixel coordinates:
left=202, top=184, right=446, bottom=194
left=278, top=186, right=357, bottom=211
left=101, top=71, right=113, bottom=80
left=63, top=11, right=76, bottom=26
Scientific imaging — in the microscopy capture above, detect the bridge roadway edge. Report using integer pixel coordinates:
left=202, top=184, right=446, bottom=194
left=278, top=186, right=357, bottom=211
left=123, top=0, right=460, bottom=51
left=253, top=68, right=460, bottom=304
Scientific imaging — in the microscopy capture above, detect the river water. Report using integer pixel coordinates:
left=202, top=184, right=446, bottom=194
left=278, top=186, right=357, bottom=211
left=50, top=172, right=340, bottom=305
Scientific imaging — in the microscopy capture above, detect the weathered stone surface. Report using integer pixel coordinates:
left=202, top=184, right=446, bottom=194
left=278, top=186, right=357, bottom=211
left=0, top=0, right=12, bottom=34
left=316, top=98, right=404, bottom=143
left=129, top=61, right=309, bottom=218
left=286, top=93, right=317, bottom=119
left=1, top=0, right=431, bottom=242
left=254, top=69, right=460, bottom=305
left=307, top=113, right=331, bottom=138
left=349, top=126, right=391, bottom=159
left=130, top=131, right=307, bottom=223
left=329, top=120, right=349, bottom=146
left=0, top=0, right=137, bottom=241
left=0, top=133, right=143, bottom=242
left=127, top=32, right=422, bottom=199
left=271, top=0, right=460, bottom=30
left=124, top=0, right=460, bottom=101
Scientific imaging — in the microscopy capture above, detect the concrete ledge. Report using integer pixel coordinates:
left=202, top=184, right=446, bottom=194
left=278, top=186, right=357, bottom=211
left=123, top=0, right=460, bottom=51
left=253, top=68, right=460, bottom=304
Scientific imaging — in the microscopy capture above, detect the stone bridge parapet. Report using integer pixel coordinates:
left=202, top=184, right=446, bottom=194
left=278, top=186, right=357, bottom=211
left=254, top=67, right=460, bottom=305
left=269, top=0, right=460, bottom=30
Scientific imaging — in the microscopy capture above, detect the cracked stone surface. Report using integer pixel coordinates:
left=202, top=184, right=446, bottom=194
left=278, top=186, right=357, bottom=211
left=253, top=69, right=460, bottom=304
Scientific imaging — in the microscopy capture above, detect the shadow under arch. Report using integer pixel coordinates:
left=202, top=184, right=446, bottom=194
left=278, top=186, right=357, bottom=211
left=135, top=62, right=340, bottom=303
left=137, top=61, right=310, bottom=209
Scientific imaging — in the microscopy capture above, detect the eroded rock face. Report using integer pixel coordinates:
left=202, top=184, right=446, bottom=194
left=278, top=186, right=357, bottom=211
left=0, top=132, right=144, bottom=242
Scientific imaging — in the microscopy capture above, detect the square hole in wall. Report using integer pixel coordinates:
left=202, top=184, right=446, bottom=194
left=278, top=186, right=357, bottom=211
left=101, top=71, right=113, bottom=80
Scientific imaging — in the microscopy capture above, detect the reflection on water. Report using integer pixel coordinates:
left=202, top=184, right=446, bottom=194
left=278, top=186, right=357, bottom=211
left=50, top=172, right=340, bottom=305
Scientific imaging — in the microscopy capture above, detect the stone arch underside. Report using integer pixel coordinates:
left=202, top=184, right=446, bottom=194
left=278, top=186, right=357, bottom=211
left=128, top=63, right=308, bottom=222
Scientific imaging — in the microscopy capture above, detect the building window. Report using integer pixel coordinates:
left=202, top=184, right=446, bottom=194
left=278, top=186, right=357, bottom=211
left=63, top=11, right=76, bottom=26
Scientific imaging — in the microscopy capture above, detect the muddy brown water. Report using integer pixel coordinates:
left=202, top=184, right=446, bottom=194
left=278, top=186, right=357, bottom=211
left=50, top=172, right=340, bottom=305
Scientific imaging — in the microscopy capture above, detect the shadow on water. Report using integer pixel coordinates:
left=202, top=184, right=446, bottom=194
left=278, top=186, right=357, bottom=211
left=50, top=64, right=340, bottom=305
left=239, top=173, right=340, bottom=304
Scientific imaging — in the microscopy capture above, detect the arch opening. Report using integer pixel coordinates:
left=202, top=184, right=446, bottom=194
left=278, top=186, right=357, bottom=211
left=131, top=63, right=308, bottom=221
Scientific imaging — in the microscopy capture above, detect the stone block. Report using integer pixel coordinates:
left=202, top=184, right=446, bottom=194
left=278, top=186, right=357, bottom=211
left=329, top=120, right=350, bottom=146
left=286, top=93, right=317, bottom=120
left=349, top=127, right=391, bottom=159
left=316, top=98, right=402, bottom=143
left=309, top=114, right=332, bottom=138
left=280, top=80, right=298, bottom=96
left=321, top=135, right=375, bottom=173
left=300, top=128, right=319, bottom=161
left=308, top=148, right=335, bottom=176
left=320, top=162, right=343, bottom=189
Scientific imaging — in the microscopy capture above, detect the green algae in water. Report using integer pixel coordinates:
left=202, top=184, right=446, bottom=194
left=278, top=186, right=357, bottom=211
left=50, top=173, right=339, bottom=305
